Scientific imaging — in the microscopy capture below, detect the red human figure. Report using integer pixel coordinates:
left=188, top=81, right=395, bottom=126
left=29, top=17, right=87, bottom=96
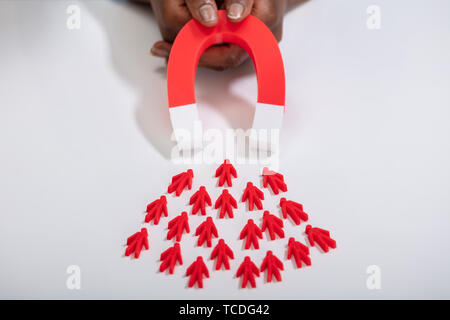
left=214, top=189, right=237, bottom=219
left=159, top=243, right=183, bottom=274
left=262, top=167, right=287, bottom=195
left=186, top=256, right=209, bottom=288
left=145, top=196, right=168, bottom=225
left=305, top=225, right=337, bottom=253
left=236, top=256, right=260, bottom=288
left=210, top=239, right=234, bottom=270
left=167, top=212, right=190, bottom=242
left=240, top=219, right=263, bottom=249
left=215, top=159, right=237, bottom=187
left=189, top=186, right=212, bottom=216
left=195, top=217, right=218, bottom=247
left=260, top=251, right=284, bottom=283
left=125, top=228, right=149, bottom=259
left=280, top=198, right=309, bottom=225
left=242, top=182, right=264, bottom=211
left=167, top=169, right=193, bottom=196
left=261, top=211, right=285, bottom=240
left=287, top=237, right=311, bottom=268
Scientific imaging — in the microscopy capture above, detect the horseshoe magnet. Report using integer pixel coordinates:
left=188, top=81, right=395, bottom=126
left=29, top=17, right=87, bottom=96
left=167, top=10, right=285, bottom=149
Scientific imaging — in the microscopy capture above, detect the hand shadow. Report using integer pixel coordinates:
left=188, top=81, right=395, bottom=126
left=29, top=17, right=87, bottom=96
left=84, top=0, right=175, bottom=158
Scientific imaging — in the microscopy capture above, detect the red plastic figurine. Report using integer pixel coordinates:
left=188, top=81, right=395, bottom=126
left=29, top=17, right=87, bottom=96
left=240, top=219, right=263, bottom=249
left=167, top=211, right=190, bottom=242
left=305, top=225, right=337, bottom=253
left=242, top=182, right=264, bottom=211
left=186, top=256, right=209, bottom=288
left=159, top=243, right=183, bottom=274
left=145, top=196, right=168, bottom=225
left=189, top=186, right=212, bottom=216
left=210, top=239, right=234, bottom=270
left=195, top=217, right=218, bottom=247
left=261, top=210, right=285, bottom=240
left=236, top=256, right=260, bottom=288
left=262, top=167, right=287, bottom=195
left=125, top=228, right=149, bottom=259
left=260, top=250, right=284, bottom=283
left=280, top=198, right=308, bottom=225
left=215, top=159, right=237, bottom=187
left=214, top=189, right=237, bottom=219
left=287, top=237, right=311, bottom=268
left=168, top=169, right=193, bottom=196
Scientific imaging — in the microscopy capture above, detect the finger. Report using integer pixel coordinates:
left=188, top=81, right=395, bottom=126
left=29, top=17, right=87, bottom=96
left=251, top=0, right=286, bottom=28
left=198, top=43, right=249, bottom=70
left=185, top=0, right=219, bottom=27
left=152, top=0, right=191, bottom=42
left=225, top=0, right=254, bottom=22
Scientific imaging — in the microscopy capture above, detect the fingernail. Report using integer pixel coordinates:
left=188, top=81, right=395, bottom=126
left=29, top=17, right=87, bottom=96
left=228, top=3, right=244, bottom=20
left=151, top=46, right=168, bottom=57
left=199, top=4, right=217, bottom=23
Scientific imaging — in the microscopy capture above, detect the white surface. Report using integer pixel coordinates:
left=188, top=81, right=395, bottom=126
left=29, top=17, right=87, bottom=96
left=250, top=102, right=284, bottom=152
left=169, top=103, right=201, bottom=149
left=1, top=0, right=450, bottom=299
left=251, top=103, right=284, bottom=131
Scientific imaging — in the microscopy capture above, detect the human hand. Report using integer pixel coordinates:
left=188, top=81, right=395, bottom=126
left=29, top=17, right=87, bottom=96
left=149, top=0, right=287, bottom=70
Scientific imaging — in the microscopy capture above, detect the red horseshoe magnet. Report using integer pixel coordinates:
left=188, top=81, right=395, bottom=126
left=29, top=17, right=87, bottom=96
left=167, top=10, right=285, bottom=148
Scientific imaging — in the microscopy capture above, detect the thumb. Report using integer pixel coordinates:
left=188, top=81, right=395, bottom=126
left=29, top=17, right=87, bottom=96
left=225, top=0, right=254, bottom=22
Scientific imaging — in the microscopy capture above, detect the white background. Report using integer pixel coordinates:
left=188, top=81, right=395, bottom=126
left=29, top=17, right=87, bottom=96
left=1, top=0, right=450, bottom=299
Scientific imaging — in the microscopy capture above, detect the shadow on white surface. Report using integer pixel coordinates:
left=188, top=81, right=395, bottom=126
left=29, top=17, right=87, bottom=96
left=84, top=1, right=175, bottom=158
